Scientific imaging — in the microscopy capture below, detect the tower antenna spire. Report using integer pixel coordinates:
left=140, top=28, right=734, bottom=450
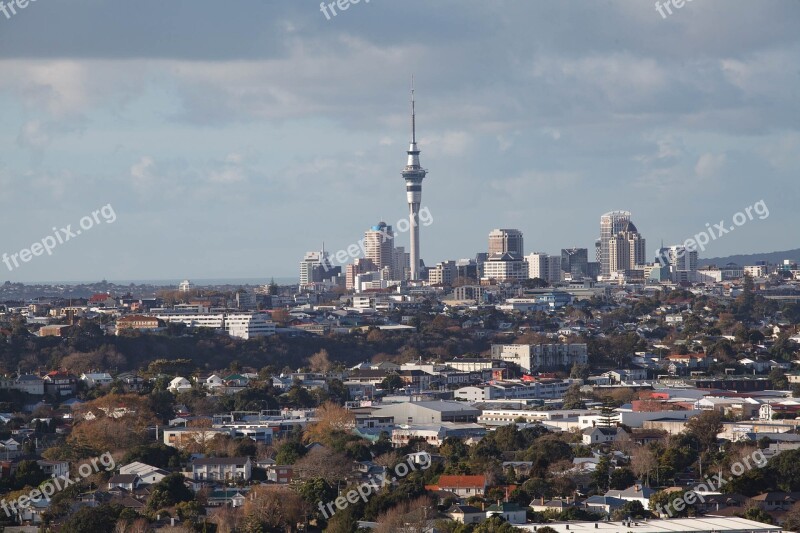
left=411, top=75, right=417, bottom=144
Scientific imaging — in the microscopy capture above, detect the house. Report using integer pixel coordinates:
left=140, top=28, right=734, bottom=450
left=88, top=293, right=116, bottom=308
left=224, top=374, right=250, bottom=387
left=117, top=372, right=146, bottom=392
left=43, top=371, right=78, bottom=397
left=37, top=460, right=69, bottom=478
left=204, top=375, right=225, bottom=390
left=266, top=464, right=293, bottom=484
left=446, top=504, right=485, bottom=524
left=168, top=377, right=192, bottom=393
left=0, top=438, right=20, bottom=452
left=486, top=502, right=526, bottom=524
left=583, top=427, right=627, bottom=445
left=530, top=498, right=577, bottom=513
left=115, top=315, right=161, bottom=334
left=604, top=483, right=655, bottom=506
left=119, top=462, right=170, bottom=485
left=191, top=457, right=252, bottom=482
left=108, top=474, right=141, bottom=491
left=582, top=495, right=626, bottom=516
left=13, top=375, right=44, bottom=395
left=81, top=372, right=114, bottom=388
left=430, top=475, right=487, bottom=498
left=207, top=488, right=248, bottom=507
left=749, top=491, right=800, bottom=512
left=694, top=493, right=748, bottom=514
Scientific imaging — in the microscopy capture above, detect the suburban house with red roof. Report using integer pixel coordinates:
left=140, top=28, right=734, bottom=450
left=427, top=474, right=487, bottom=498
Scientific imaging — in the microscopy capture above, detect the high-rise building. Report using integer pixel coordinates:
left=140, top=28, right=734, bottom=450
left=488, top=229, right=524, bottom=257
left=345, top=258, right=376, bottom=291
left=600, top=211, right=631, bottom=277
left=364, top=222, right=395, bottom=274
left=524, top=253, right=562, bottom=283
left=393, top=246, right=410, bottom=280
left=428, top=260, right=458, bottom=286
left=600, top=212, right=646, bottom=277
left=547, top=256, right=563, bottom=283
left=482, top=253, right=527, bottom=282
left=299, top=247, right=339, bottom=287
left=401, top=82, right=428, bottom=280
left=525, top=253, right=548, bottom=280
left=657, top=245, right=698, bottom=282
left=561, top=248, right=589, bottom=279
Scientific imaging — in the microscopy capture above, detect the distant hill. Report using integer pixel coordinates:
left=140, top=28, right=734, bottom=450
left=698, top=248, right=800, bottom=267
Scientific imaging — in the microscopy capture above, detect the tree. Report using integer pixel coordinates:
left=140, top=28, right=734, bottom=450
left=13, top=459, right=47, bottom=490
left=271, top=309, right=290, bottom=326
left=381, top=374, right=404, bottom=393
left=768, top=368, right=789, bottom=389
left=146, top=473, right=194, bottom=511
left=299, top=477, right=336, bottom=520
left=473, top=516, right=523, bottom=532
left=241, top=486, right=306, bottom=532
left=741, top=506, right=773, bottom=524
left=782, top=501, right=800, bottom=532
left=685, top=410, right=723, bottom=449
left=649, top=488, right=696, bottom=518
left=598, top=401, right=618, bottom=428
left=592, top=456, right=612, bottom=492
left=374, top=495, right=436, bottom=533
left=309, top=349, right=333, bottom=373
left=562, top=384, right=586, bottom=410
left=302, top=401, right=355, bottom=445
left=293, top=446, right=353, bottom=483
left=275, top=440, right=307, bottom=465
left=69, top=394, right=159, bottom=455
left=612, top=500, right=650, bottom=521
left=631, top=445, right=657, bottom=486
left=61, top=503, right=124, bottom=533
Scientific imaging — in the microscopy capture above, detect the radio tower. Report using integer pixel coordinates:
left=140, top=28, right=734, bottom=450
left=401, top=77, right=428, bottom=280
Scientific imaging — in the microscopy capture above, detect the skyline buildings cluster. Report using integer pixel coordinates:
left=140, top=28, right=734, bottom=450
left=298, top=89, right=708, bottom=290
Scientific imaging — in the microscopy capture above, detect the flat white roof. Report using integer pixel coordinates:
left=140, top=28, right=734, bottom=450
left=515, top=517, right=781, bottom=533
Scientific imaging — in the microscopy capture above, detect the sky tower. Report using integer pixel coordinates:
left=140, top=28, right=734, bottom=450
left=401, top=79, right=428, bottom=280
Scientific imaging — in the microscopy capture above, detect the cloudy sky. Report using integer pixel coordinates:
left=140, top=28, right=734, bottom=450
left=0, top=0, right=798, bottom=282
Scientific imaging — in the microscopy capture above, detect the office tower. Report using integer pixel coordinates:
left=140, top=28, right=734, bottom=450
left=401, top=82, right=428, bottom=280
left=561, top=248, right=589, bottom=279
left=600, top=212, right=646, bottom=277
left=299, top=246, right=338, bottom=287
left=393, top=246, right=410, bottom=280
left=475, top=252, right=489, bottom=279
left=345, top=258, right=376, bottom=290
left=658, top=245, right=698, bottom=282
left=525, top=253, right=549, bottom=280
left=546, top=255, right=563, bottom=283
left=482, top=253, right=527, bottom=282
left=456, top=258, right=478, bottom=280
left=488, top=229, right=524, bottom=257
left=600, top=211, right=631, bottom=276
left=364, top=222, right=395, bottom=274
left=428, top=260, right=458, bottom=285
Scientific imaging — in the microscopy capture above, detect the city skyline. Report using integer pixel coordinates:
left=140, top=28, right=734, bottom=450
left=0, top=1, right=797, bottom=282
